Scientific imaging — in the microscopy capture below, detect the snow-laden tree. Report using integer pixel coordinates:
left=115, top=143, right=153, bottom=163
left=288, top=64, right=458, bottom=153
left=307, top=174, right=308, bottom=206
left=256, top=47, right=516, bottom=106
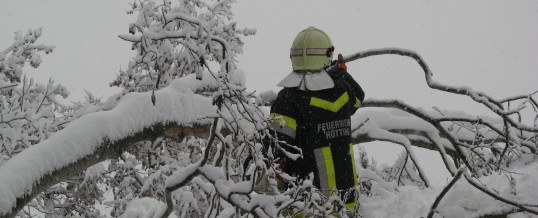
left=0, top=29, right=75, bottom=216
left=0, top=28, right=60, bottom=163
left=0, top=29, right=113, bottom=217
left=0, top=1, right=537, bottom=218
left=106, top=0, right=266, bottom=216
left=111, top=0, right=255, bottom=95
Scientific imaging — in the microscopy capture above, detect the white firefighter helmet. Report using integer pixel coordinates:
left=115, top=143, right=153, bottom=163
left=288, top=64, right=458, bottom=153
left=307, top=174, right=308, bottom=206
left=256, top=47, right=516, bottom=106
left=290, top=26, right=334, bottom=71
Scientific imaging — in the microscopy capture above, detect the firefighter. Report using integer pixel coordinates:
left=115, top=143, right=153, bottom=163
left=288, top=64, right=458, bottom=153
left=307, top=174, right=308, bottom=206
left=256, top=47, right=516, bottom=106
left=270, top=26, right=365, bottom=209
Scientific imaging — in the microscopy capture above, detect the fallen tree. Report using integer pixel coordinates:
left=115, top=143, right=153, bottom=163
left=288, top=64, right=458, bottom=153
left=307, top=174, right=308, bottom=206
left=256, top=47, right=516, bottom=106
left=0, top=47, right=536, bottom=217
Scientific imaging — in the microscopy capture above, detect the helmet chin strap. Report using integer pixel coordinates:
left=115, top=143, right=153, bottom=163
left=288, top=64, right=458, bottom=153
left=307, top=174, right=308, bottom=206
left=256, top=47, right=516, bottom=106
left=298, top=75, right=307, bottom=91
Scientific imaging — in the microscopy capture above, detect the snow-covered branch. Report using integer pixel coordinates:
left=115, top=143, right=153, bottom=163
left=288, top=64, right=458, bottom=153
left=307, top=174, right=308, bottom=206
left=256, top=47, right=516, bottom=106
left=340, top=48, right=538, bottom=216
left=427, top=167, right=465, bottom=218
left=112, top=0, right=254, bottom=94
left=0, top=28, right=54, bottom=83
left=331, top=48, right=538, bottom=133
left=0, top=74, right=216, bottom=217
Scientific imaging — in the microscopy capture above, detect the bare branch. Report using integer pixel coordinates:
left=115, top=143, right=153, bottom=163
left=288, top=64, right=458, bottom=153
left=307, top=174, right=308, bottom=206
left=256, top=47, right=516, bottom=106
left=463, top=172, right=538, bottom=215
left=427, top=167, right=464, bottom=218
left=362, top=99, right=476, bottom=174
left=329, top=49, right=538, bottom=133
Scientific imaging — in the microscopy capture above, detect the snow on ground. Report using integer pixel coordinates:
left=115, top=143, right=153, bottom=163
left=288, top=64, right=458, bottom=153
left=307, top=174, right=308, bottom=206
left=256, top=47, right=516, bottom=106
left=359, top=161, right=538, bottom=218
left=105, top=161, right=538, bottom=218
left=120, top=197, right=169, bottom=218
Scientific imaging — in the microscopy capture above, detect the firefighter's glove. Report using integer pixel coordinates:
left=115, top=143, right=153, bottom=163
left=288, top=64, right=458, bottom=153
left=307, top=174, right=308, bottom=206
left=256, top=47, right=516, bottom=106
left=329, top=54, right=347, bottom=80
left=337, top=53, right=347, bottom=70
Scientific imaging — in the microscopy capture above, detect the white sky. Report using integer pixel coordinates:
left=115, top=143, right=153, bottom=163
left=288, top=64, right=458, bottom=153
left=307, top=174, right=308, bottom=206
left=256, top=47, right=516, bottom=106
left=1, top=0, right=537, bottom=186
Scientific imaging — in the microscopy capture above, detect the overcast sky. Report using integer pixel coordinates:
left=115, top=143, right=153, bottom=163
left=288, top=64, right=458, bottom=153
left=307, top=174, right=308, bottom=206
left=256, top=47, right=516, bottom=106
left=1, top=0, right=536, bottom=104
left=1, top=0, right=537, bottom=186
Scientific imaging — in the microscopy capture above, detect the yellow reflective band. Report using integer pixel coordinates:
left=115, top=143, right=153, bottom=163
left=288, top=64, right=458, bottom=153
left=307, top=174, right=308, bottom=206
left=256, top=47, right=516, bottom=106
left=349, top=144, right=358, bottom=186
left=345, top=202, right=356, bottom=210
left=269, top=113, right=297, bottom=130
left=354, top=97, right=361, bottom=108
left=322, top=146, right=337, bottom=196
left=310, top=92, right=349, bottom=113
left=348, top=143, right=359, bottom=210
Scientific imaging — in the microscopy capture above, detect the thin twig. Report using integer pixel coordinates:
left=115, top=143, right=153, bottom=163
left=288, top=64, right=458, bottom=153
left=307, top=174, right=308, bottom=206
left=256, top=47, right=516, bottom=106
left=427, top=167, right=465, bottom=218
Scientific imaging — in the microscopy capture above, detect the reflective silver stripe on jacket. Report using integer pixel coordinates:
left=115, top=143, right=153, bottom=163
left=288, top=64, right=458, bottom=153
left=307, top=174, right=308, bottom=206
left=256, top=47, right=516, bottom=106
left=314, top=147, right=330, bottom=198
left=269, top=121, right=296, bottom=139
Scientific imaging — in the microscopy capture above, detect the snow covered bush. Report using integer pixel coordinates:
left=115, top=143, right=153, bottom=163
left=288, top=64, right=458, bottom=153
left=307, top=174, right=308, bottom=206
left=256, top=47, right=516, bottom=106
left=0, top=29, right=110, bottom=216
left=111, top=0, right=255, bottom=94
left=1, top=27, right=129, bottom=217
left=0, top=28, right=60, bottom=164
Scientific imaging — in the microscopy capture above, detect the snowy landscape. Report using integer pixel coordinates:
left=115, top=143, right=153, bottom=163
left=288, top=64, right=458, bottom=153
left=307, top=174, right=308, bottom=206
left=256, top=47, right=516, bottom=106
left=1, top=0, right=537, bottom=217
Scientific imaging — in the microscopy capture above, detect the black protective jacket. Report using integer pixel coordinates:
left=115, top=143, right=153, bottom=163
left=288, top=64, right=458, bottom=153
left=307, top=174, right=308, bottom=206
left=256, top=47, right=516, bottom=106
left=270, top=68, right=365, bottom=206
